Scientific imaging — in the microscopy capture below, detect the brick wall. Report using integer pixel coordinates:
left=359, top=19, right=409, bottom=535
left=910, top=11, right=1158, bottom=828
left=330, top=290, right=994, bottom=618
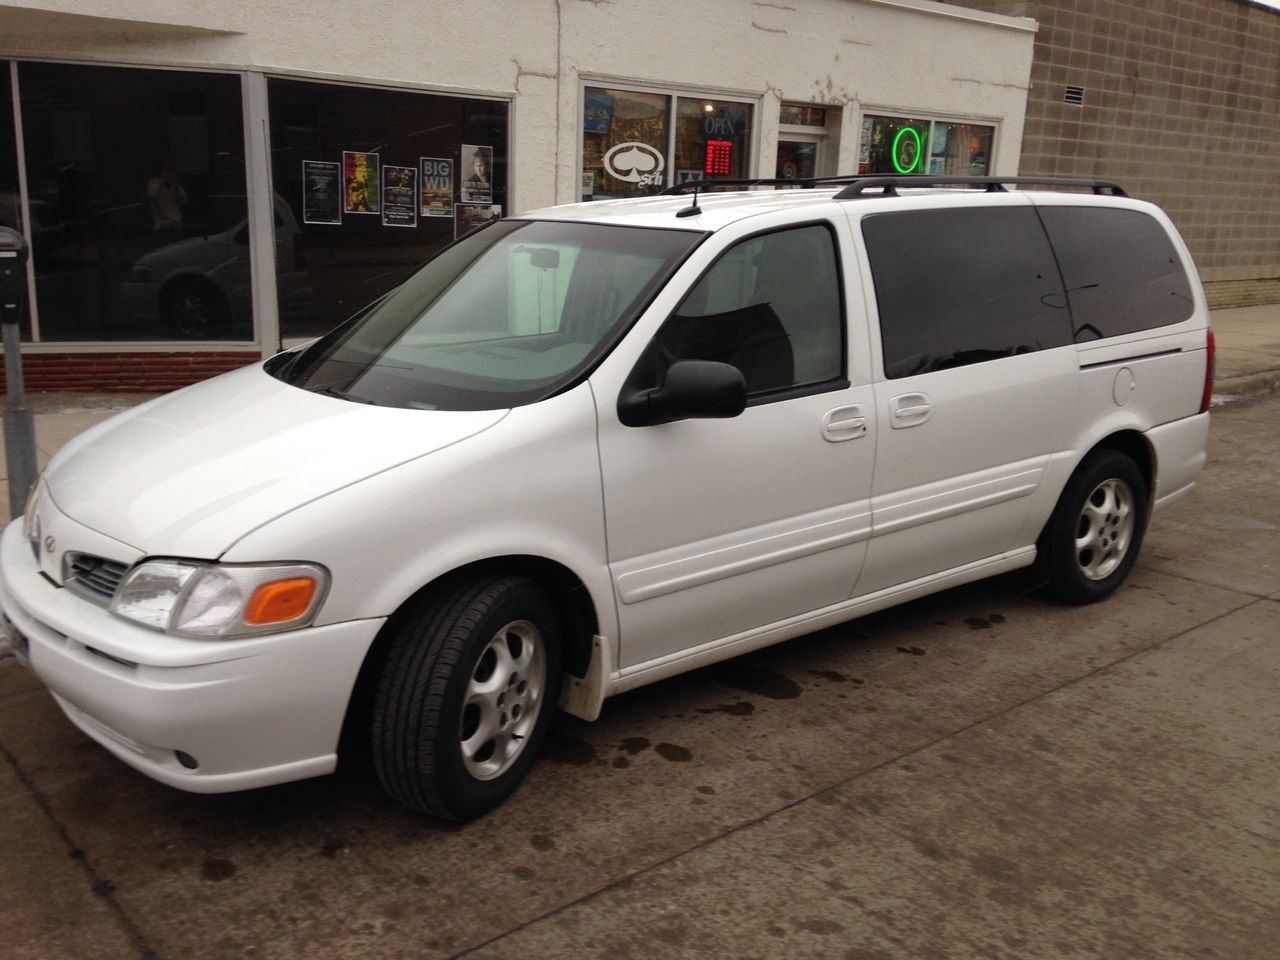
left=0, top=352, right=261, bottom=393
left=948, top=0, right=1280, bottom=295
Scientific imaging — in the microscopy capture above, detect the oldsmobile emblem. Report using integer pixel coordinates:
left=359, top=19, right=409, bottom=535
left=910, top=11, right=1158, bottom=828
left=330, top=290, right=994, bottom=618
left=43, top=535, right=56, bottom=555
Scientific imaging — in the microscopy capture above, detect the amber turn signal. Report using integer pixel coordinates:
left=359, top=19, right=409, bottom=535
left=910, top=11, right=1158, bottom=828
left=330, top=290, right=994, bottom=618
left=244, top=577, right=318, bottom=625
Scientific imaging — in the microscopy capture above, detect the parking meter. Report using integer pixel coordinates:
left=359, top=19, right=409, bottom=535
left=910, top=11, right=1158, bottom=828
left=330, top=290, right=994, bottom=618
left=1, top=225, right=37, bottom=519
left=0, top=226, right=27, bottom=317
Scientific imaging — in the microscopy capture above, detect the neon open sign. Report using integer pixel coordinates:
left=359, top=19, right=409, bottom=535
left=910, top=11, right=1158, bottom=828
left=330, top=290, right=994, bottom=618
left=892, top=126, right=923, bottom=174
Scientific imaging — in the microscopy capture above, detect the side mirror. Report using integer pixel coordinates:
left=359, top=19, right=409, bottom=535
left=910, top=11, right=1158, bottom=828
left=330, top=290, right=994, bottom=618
left=618, top=359, right=747, bottom=427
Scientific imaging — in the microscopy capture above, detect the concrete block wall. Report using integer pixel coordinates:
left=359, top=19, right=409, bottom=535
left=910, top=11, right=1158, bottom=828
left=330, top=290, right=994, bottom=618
left=949, top=0, right=1280, bottom=303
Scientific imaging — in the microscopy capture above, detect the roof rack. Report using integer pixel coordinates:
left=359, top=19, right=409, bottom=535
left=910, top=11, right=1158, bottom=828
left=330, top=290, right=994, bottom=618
left=661, top=175, right=897, bottom=219
left=832, top=176, right=1127, bottom=199
left=661, top=175, right=883, bottom=196
left=658, top=175, right=1128, bottom=219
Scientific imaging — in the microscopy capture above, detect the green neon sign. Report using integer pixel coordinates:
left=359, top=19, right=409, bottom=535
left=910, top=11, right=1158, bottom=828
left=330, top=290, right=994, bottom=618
left=892, top=126, right=922, bottom=174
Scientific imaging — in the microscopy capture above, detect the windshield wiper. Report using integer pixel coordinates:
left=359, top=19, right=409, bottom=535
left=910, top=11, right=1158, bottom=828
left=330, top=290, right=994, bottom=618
left=311, top=384, right=376, bottom=404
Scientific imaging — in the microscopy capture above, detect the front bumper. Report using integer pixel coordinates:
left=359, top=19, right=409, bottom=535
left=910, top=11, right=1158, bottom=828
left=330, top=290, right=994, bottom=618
left=0, top=517, right=384, bottom=793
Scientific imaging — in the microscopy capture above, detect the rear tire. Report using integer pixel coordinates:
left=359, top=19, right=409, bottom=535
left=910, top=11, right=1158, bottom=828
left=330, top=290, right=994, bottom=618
left=1039, top=450, right=1149, bottom=604
left=371, top=575, right=562, bottom=820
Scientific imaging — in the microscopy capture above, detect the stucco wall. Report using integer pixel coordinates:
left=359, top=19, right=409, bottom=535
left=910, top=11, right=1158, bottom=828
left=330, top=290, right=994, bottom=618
left=0, top=0, right=1036, bottom=212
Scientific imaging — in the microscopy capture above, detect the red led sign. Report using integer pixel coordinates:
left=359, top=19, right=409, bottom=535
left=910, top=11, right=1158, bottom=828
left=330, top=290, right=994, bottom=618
left=705, top=139, right=732, bottom=175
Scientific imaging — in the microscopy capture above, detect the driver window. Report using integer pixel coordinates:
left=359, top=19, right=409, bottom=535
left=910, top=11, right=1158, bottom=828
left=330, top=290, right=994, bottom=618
left=654, top=223, right=843, bottom=397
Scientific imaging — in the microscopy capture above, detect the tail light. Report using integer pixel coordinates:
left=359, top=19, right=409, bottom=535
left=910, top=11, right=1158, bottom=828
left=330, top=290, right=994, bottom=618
left=1199, top=327, right=1215, bottom=414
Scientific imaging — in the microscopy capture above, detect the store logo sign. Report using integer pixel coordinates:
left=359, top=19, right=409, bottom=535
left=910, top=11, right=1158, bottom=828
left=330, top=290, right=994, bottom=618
left=603, top=142, right=665, bottom=186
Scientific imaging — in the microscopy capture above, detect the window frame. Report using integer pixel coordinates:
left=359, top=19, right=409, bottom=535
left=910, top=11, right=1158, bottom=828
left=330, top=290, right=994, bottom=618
left=856, top=106, right=1000, bottom=178
left=577, top=77, right=761, bottom=201
left=2, top=55, right=514, bottom=355
left=633, top=218, right=850, bottom=409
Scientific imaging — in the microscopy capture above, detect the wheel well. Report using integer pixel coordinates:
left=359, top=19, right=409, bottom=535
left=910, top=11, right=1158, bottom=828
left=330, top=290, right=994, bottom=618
left=1090, top=430, right=1154, bottom=500
left=337, top=557, right=600, bottom=767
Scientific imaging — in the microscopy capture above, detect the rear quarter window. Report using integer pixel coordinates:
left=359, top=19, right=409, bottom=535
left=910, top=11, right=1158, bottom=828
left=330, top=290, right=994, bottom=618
left=1036, top=206, right=1194, bottom=342
left=861, top=206, right=1072, bottom=379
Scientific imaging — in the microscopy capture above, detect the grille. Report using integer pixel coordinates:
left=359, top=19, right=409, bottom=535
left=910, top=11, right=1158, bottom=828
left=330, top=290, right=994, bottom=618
left=64, top=553, right=129, bottom=605
left=1064, top=84, right=1085, bottom=106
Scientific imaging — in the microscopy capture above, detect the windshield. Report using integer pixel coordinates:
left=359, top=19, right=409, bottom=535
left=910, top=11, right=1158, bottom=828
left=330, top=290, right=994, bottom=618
left=274, top=219, right=703, bottom=409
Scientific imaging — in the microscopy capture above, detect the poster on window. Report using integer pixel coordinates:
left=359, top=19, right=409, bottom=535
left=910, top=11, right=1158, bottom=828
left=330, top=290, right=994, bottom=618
left=455, top=203, right=501, bottom=238
left=420, top=157, right=454, bottom=217
left=583, top=92, right=614, bottom=134
left=302, top=160, right=342, bottom=225
left=460, top=144, right=493, bottom=203
left=343, top=150, right=380, bottom=214
left=381, top=165, right=418, bottom=228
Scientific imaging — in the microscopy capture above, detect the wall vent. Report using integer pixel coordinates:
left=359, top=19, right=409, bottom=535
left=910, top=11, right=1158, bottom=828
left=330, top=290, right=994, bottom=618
left=1064, top=84, right=1086, bottom=105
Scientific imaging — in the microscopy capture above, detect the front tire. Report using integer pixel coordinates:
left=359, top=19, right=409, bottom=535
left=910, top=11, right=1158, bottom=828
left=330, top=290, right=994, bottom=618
left=1039, top=450, right=1149, bottom=604
left=371, top=576, right=563, bottom=820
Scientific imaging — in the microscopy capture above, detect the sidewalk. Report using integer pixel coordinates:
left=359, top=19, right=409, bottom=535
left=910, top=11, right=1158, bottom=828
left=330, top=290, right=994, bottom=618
left=1209, top=302, right=1280, bottom=402
left=1, top=303, right=1277, bottom=521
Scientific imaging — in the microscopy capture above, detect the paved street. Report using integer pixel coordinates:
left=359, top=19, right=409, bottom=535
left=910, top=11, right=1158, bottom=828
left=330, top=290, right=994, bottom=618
left=1, top=396, right=1278, bottom=960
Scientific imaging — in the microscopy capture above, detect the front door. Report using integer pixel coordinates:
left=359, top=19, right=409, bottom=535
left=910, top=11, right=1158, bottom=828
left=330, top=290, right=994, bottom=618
left=595, top=217, right=876, bottom=670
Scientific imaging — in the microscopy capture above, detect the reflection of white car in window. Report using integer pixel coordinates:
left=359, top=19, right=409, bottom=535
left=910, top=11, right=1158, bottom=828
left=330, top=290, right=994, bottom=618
left=119, top=195, right=311, bottom=338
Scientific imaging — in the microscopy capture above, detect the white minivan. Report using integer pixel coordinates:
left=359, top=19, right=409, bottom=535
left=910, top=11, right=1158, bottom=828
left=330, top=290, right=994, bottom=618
left=1, top=176, right=1213, bottom=820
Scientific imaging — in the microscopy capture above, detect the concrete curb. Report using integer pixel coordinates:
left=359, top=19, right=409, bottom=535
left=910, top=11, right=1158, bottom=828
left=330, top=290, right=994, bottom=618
left=1213, top=370, right=1280, bottom=405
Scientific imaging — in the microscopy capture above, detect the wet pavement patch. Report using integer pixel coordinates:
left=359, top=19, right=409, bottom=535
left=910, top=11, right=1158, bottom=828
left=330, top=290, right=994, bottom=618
left=808, top=668, right=850, bottom=682
left=711, top=663, right=802, bottom=699
left=543, top=734, right=599, bottom=765
left=200, top=858, right=237, bottom=882
left=655, top=743, right=693, bottom=762
left=696, top=700, right=756, bottom=716
left=966, top=613, right=1008, bottom=629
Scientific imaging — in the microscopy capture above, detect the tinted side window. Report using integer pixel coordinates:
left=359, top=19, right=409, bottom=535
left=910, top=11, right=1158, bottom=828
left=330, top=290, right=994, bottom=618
left=1037, top=207, right=1194, bottom=342
left=654, top=223, right=844, bottom=397
left=862, top=207, right=1070, bottom=379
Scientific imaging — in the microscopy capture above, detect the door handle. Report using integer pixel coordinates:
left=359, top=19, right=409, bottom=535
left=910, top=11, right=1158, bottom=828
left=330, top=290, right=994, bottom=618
left=822, top=404, right=867, bottom=442
left=889, top=393, right=931, bottom=429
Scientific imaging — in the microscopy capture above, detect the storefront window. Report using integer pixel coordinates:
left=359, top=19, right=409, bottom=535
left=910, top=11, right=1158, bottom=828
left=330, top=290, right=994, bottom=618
left=860, top=114, right=993, bottom=176
left=581, top=87, right=670, bottom=200
left=674, top=97, right=751, bottom=184
left=779, top=104, right=827, bottom=128
left=581, top=86, right=754, bottom=200
left=16, top=62, right=249, bottom=341
left=268, top=78, right=509, bottom=340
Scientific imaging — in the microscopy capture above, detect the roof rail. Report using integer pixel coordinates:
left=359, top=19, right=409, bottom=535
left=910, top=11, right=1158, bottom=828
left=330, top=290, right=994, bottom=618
left=660, top=175, right=870, bottom=196
left=832, top=176, right=1127, bottom=200
left=665, top=176, right=870, bottom=219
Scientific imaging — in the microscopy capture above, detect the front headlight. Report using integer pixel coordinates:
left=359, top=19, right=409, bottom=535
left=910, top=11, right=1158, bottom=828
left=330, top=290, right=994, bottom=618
left=109, top=560, right=329, bottom=638
left=21, top=473, right=42, bottom=541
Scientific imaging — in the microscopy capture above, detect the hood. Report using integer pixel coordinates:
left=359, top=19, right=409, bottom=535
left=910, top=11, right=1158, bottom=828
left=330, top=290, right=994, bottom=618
left=45, top=363, right=507, bottom=558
